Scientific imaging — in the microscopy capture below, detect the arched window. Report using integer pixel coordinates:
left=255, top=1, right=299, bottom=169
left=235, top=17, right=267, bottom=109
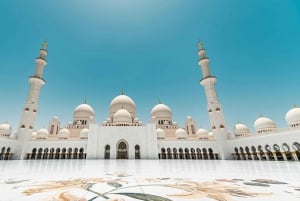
left=179, top=148, right=184, bottom=159
left=161, top=148, right=166, bottom=159
left=30, top=148, right=37, bottom=160
left=251, top=146, right=258, bottom=160
left=292, top=142, right=300, bottom=160
left=61, top=148, right=67, bottom=159
left=79, top=148, right=84, bottom=159
left=37, top=148, right=43, bottom=159
left=73, top=148, right=78, bottom=159
left=208, top=148, right=214, bottom=160
left=173, top=148, right=178, bottom=159
left=135, top=145, right=141, bottom=159
left=184, top=148, right=190, bottom=159
left=202, top=148, right=208, bottom=160
left=105, top=145, right=110, bottom=159
left=55, top=148, right=61, bottom=159
left=273, top=144, right=283, bottom=161
left=166, top=147, right=172, bottom=159
left=265, top=145, right=274, bottom=160
left=196, top=148, right=202, bottom=160
left=43, top=148, right=49, bottom=159
left=49, top=148, right=55, bottom=159
left=245, top=146, right=251, bottom=160
left=190, top=148, right=196, bottom=159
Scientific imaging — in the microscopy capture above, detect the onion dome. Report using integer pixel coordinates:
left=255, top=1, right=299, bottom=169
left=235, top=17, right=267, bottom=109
left=233, top=122, right=250, bottom=137
left=36, top=128, right=49, bottom=139
left=58, top=128, right=70, bottom=139
left=285, top=105, right=300, bottom=128
left=254, top=115, right=276, bottom=134
left=110, top=93, right=136, bottom=118
left=0, top=122, right=12, bottom=137
left=151, top=103, right=172, bottom=118
left=80, top=128, right=89, bottom=139
left=133, top=117, right=139, bottom=123
left=73, top=103, right=95, bottom=119
left=113, top=108, right=132, bottom=123
left=175, top=128, right=187, bottom=139
left=106, top=118, right=112, bottom=123
left=156, top=128, right=165, bottom=139
left=196, top=128, right=209, bottom=139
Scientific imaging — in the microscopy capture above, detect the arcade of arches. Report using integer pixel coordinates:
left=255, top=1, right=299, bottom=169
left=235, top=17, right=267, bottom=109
left=232, top=142, right=300, bottom=161
left=26, top=147, right=86, bottom=160
left=159, top=147, right=218, bottom=160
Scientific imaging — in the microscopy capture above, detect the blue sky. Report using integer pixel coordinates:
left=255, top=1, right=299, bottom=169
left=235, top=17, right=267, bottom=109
left=0, top=0, right=300, bottom=133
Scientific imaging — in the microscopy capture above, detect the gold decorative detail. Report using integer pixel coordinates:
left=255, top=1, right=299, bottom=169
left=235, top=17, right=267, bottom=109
left=42, top=40, right=47, bottom=49
left=198, top=41, right=203, bottom=49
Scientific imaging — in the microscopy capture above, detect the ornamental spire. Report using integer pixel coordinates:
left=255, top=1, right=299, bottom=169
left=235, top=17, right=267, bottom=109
left=42, top=39, right=47, bottom=50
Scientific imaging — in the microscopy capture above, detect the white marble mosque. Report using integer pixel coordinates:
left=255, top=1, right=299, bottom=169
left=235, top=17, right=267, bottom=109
left=0, top=41, right=300, bottom=162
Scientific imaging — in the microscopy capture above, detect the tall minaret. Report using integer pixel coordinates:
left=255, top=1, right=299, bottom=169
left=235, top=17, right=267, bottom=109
left=17, top=41, right=48, bottom=134
left=197, top=42, right=229, bottom=159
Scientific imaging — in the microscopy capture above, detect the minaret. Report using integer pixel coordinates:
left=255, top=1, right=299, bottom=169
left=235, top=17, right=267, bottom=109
left=17, top=41, right=48, bottom=134
left=197, top=42, right=229, bottom=159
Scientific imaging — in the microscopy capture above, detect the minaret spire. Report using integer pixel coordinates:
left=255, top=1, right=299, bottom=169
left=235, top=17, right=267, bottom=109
left=17, top=41, right=48, bottom=134
left=197, top=41, right=228, bottom=159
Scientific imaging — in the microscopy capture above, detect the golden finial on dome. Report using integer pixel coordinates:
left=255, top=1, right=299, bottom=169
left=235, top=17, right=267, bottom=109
left=158, top=98, right=162, bottom=104
left=293, top=103, right=297, bottom=108
left=84, top=98, right=87, bottom=104
left=42, top=39, right=47, bottom=50
left=198, top=41, right=203, bottom=49
left=121, top=88, right=124, bottom=95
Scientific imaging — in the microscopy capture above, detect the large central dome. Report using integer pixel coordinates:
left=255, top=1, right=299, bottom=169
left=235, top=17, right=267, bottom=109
left=109, top=94, right=136, bottom=118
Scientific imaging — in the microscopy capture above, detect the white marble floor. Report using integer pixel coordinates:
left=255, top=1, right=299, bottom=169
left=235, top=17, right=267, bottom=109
left=0, top=160, right=299, bottom=201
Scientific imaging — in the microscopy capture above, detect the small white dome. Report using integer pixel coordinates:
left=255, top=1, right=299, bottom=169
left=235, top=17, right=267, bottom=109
left=133, top=117, right=139, bottom=123
left=163, top=120, right=169, bottom=125
left=151, top=103, right=172, bottom=118
left=106, top=117, right=112, bottom=123
left=114, top=109, right=132, bottom=123
left=285, top=106, right=300, bottom=128
left=196, top=128, right=209, bottom=139
left=156, top=128, right=165, bottom=139
left=0, top=122, right=12, bottom=137
left=80, top=128, right=89, bottom=139
left=186, top=116, right=192, bottom=121
left=58, top=128, right=70, bottom=139
left=233, top=122, right=250, bottom=137
left=254, top=116, right=276, bottom=133
left=110, top=94, right=136, bottom=118
left=175, top=128, right=187, bottom=139
left=36, top=128, right=49, bottom=139
left=74, top=103, right=95, bottom=115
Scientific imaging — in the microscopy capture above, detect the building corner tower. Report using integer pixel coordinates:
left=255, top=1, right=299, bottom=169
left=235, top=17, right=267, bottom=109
left=14, top=42, right=48, bottom=159
left=197, top=42, right=229, bottom=159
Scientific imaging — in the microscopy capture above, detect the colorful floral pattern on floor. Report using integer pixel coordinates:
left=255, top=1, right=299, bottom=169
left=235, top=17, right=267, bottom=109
left=1, top=173, right=300, bottom=201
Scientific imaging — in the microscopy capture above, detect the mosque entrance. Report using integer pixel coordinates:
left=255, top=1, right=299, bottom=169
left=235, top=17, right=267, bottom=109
left=117, top=141, right=128, bottom=159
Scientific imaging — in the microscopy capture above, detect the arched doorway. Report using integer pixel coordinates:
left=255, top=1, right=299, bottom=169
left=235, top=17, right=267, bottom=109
left=117, top=141, right=128, bottom=159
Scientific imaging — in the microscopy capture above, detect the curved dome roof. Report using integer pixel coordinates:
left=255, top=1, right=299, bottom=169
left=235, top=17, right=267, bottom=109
left=36, top=128, right=49, bottom=139
left=151, top=103, right=172, bottom=118
left=73, top=103, right=95, bottom=116
left=0, top=122, right=12, bottom=137
left=113, top=108, right=132, bottom=123
left=233, top=122, right=250, bottom=136
left=254, top=116, right=276, bottom=132
left=58, top=128, right=70, bottom=139
left=196, top=128, right=209, bottom=139
left=285, top=106, right=300, bottom=126
left=156, top=128, right=165, bottom=139
left=110, top=94, right=136, bottom=118
left=80, top=128, right=89, bottom=139
left=175, top=128, right=187, bottom=139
